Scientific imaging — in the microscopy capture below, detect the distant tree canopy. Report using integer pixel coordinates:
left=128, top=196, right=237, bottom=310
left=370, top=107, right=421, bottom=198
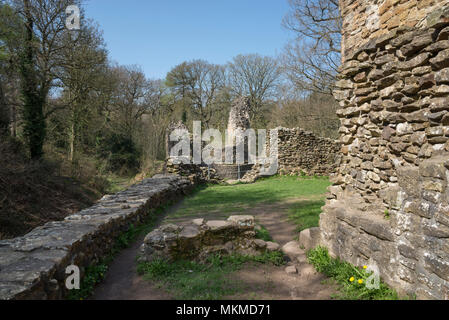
left=0, top=0, right=341, bottom=180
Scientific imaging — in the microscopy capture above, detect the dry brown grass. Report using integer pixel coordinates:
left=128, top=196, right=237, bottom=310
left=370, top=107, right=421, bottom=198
left=0, top=139, right=100, bottom=239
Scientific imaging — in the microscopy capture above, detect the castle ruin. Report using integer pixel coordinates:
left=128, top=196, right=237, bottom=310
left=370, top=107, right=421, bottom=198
left=321, top=0, right=449, bottom=299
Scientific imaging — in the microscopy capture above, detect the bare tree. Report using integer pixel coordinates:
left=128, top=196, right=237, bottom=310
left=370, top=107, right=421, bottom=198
left=227, top=54, right=281, bottom=127
left=110, top=65, right=154, bottom=140
left=282, top=0, right=341, bottom=95
left=270, top=90, right=339, bottom=138
left=166, top=60, right=226, bottom=128
left=56, top=21, right=107, bottom=164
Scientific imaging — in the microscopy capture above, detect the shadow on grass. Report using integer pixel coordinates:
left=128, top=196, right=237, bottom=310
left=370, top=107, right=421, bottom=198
left=170, top=176, right=331, bottom=219
left=288, top=200, right=325, bottom=232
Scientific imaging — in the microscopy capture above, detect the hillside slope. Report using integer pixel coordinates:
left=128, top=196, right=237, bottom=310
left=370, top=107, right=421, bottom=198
left=0, top=140, right=100, bottom=240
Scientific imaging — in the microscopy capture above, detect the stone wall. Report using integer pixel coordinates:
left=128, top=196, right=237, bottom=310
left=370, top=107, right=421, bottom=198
left=277, top=128, right=341, bottom=176
left=0, top=175, right=193, bottom=300
left=321, top=1, right=449, bottom=299
left=139, top=215, right=280, bottom=263
left=240, top=127, right=340, bottom=183
left=341, top=0, right=449, bottom=62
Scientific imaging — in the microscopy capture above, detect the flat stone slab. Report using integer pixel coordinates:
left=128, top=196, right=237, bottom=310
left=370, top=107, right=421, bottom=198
left=266, top=241, right=280, bottom=252
left=227, top=215, right=255, bottom=228
left=192, top=218, right=205, bottom=226
left=206, top=220, right=233, bottom=230
left=282, top=241, right=305, bottom=258
left=285, top=265, right=298, bottom=274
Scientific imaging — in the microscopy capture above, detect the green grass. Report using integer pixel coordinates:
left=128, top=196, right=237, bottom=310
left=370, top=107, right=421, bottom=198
left=288, top=200, right=325, bottom=232
left=137, top=251, right=285, bottom=300
left=307, top=247, right=401, bottom=300
left=67, top=204, right=171, bottom=300
left=255, top=224, right=273, bottom=242
left=170, top=175, right=331, bottom=218
left=105, top=175, right=134, bottom=194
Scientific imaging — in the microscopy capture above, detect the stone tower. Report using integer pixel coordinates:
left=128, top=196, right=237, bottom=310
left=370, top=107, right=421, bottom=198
left=226, top=96, right=251, bottom=147
left=320, top=0, right=449, bottom=299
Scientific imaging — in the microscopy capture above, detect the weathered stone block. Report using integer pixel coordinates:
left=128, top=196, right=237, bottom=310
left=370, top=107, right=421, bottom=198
left=424, top=253, right=449, bottom=282
left=298, top=227, right=321, bottom=251
left=281, top=241, right=305, bottom=258
left=359, top=217, right=394, bottom=242
left=435, top=68, right=449, bottom=83
left=140, top=215, right=279, bottom=263
left=420, top=157, right=447, bottom=179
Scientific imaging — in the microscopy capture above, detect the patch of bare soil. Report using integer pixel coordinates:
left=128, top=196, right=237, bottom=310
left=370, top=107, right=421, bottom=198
left=226, top=264, right=334, bottom=300
left=92, top=197, right=337, bottom=300
left=224, top=198, right=337, bottom=300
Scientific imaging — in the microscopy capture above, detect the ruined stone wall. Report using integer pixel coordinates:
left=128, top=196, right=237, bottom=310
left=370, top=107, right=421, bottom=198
left=0, top=175, right=193, bottom=300
left=341, top=0, right=449, bottom=62
left=240, top=128, right=340, bottom=183
left=277, top=128, right=340, bottom=176
left=321, top=1, right=449, bottom=299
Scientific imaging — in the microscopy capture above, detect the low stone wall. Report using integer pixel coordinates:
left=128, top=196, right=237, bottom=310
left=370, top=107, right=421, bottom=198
left=139, top=215, right=280, bottom=263
left=277, top=128, right=341, bottom=176
left=212, top=164, right=254, bottom=180
left=0, top=174, right=193, bottom=300
left=165, top=160, right=222, bottom=184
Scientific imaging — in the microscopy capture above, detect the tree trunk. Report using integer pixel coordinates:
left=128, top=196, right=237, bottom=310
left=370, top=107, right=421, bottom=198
left=0, top=79, right=9, bottom=136
left=69, top=121, right=75, bottom=163
left=21, top=0, right=46, bottom=160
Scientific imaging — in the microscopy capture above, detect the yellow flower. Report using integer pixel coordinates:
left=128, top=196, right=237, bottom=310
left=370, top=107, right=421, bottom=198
left=363, top=266, right=368, bottom=269
left=349, top=277, right=355, bottom=282
left=358, top=279, right=364, bottom=284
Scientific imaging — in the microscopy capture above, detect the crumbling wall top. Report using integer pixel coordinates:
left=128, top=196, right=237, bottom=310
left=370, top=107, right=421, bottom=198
left=340, top=0, right=449, bottom=61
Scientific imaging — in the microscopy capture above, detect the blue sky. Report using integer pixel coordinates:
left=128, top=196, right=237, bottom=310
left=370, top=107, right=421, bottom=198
left=84, top=0, right=293, bottom=79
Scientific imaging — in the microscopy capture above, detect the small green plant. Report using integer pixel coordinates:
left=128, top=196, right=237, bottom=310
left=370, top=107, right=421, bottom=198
left=255, top=224, right=273, bottom=242
left=307, top=247, right=401, bottom=300
left=138, top=251, right=285, bottom=300
left=384, top=209, right=390, bottom=220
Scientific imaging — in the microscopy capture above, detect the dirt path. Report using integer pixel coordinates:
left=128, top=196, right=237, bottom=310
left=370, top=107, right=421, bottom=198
left=92, top=198, right=336, bottom=300
left=91, top=201, right=185, bottom=300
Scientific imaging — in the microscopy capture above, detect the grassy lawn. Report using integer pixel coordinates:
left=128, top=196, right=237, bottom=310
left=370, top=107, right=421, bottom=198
left=288, top=200, right=325, bottom=232
left=169, top=175, right=331, bottom=219
left=137, top=252, right=285, bottom=300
